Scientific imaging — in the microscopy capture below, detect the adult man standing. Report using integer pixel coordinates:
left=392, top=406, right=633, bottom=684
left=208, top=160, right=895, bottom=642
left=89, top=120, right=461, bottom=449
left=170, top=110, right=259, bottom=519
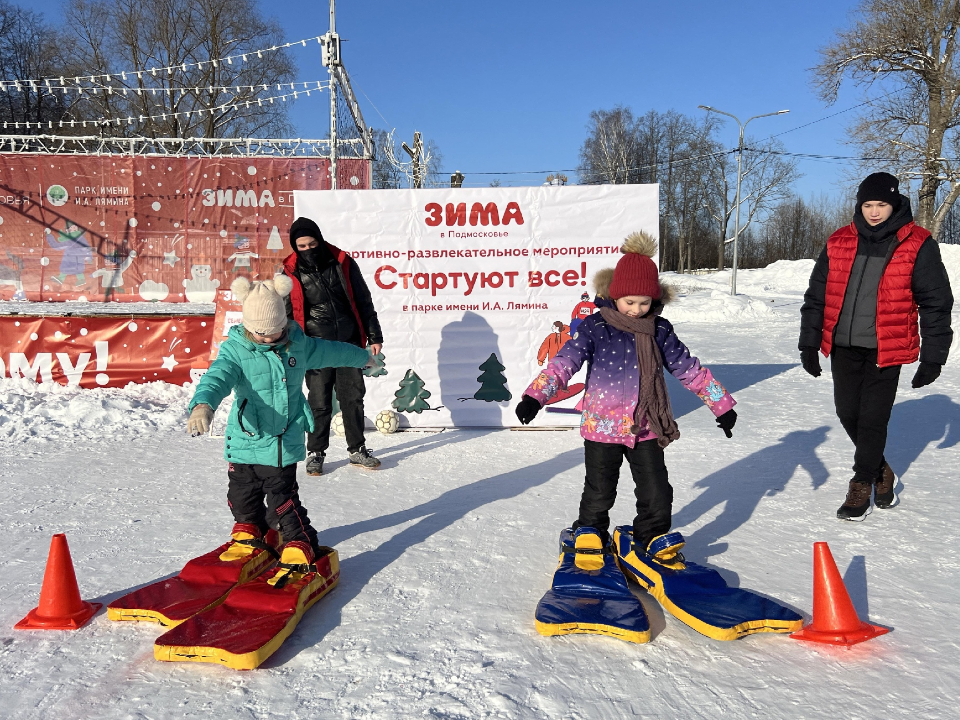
left=283, top=217, right=384, bottom=475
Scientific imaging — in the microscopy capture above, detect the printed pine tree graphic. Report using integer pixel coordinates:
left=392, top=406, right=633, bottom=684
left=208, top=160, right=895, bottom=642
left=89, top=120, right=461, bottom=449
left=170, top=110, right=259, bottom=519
left=393, top=369, right=433, bottom=413
left=363, top=349, right=387, bottom=378
left=474, top=353, right=512, bottom=402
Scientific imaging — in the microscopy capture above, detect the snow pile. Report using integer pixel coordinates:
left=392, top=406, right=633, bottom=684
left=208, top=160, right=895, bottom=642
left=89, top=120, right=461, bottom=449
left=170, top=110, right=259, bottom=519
left=665, top=288, right=776, bottom=322
left=0, top=377, right=193, bottom=444
left=0, top=300, right=215, bottom=316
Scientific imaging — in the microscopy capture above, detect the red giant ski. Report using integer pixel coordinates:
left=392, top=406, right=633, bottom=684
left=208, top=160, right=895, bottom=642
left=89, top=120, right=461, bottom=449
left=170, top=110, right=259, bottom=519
left=107, top=529, right=280, bottom=627
left=154, top=545, right=339, bottom=670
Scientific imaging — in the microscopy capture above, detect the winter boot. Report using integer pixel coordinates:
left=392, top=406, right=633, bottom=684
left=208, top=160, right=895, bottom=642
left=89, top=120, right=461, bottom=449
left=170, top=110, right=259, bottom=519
left=305, top=452, right=325, bottom=476
left=837, top=479, right=873, bottom=521
left=874, top=462, right=898, bottom=509
left=268, top=541, right=315, bottom=588
left=635, top=532, right=686, bottom=569
left=348, top=446, right=381, bottom=470
left=219, top=523, right=280, bottom=562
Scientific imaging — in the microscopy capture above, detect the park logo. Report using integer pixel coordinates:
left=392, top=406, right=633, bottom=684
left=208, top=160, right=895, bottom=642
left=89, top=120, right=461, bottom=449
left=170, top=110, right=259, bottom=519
left=45, top=185, right=69, bottom=207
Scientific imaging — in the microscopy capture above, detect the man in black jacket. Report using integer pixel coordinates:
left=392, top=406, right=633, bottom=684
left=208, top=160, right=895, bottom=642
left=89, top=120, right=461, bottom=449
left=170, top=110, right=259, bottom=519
left=283, top=217, right=384, bottom=474
left=799, top=172, right=953, bottom=520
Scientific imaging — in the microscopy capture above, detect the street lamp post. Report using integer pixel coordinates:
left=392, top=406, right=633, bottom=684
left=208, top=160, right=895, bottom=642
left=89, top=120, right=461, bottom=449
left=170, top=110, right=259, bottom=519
left=698, top=106, right=789, bottom=295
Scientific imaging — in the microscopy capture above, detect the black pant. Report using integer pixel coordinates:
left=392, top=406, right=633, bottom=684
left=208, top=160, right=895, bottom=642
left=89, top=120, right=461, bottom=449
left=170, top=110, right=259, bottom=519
left=831, top=346, right=901, bottom=482
left=227, top=462, right=318, bottom=552
left=305, top=366, right=367, bottom=454
left=576, top=439, right=672, bottom=551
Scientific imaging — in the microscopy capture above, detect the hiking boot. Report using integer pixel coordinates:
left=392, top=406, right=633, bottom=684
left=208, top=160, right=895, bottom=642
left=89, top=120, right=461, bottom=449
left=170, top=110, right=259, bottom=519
left=305, top=452, right=325, bottom=476
left=874, top=462, right=898, bottom=509
left=837, top=479, right=873, bottom=521
left=348, top=446, right=381, bottom=470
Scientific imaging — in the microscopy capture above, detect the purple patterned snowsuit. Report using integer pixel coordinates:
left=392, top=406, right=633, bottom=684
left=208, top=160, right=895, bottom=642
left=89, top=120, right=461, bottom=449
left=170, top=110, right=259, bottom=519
left=524, top=308, right=736, bottom=547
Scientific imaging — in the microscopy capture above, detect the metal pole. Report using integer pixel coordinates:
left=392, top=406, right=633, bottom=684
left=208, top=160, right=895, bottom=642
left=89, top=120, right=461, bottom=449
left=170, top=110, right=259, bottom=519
left=697, top=106, right=789, bottom=295
left=732, top=123, right=744, bottom=296
left=328, top=0, right=338, bottom=189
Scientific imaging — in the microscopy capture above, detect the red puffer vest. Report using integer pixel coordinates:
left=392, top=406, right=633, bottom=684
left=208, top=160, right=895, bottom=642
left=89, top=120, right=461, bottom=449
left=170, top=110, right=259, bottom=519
left=821, top=221, right=929, bottom=367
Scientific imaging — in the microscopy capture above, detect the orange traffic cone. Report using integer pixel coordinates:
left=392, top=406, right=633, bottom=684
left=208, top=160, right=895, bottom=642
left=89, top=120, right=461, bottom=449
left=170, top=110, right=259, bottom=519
left=15, top=534, right=101, bottom=630
left=791, top=541, right=888, bottom=646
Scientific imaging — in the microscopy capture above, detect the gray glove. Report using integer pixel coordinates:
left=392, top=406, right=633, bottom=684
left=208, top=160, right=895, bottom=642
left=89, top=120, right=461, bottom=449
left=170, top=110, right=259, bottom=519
left=187, top=404, right=214, bottom=436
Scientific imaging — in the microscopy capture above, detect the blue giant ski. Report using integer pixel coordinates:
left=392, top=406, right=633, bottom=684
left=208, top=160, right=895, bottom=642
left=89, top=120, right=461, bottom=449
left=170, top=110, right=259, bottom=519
left=535, top=527, right=650, bottom=644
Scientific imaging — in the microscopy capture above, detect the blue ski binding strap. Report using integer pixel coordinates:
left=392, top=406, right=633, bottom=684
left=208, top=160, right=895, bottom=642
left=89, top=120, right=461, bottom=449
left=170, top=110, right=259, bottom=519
left=613, top=526, right=802, bottom=640
left=535, top=527, right=651, bottom=644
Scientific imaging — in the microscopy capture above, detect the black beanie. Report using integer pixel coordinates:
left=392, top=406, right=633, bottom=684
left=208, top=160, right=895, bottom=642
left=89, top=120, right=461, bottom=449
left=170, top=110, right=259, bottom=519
left=289, top=217, right=324, bottom=248
left=856, top=172, right=900, bottom=208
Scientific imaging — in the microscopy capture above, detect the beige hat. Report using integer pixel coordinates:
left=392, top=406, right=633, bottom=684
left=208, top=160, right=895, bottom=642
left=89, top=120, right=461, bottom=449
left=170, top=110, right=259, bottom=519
left=231, top=275, right=293, bottom=336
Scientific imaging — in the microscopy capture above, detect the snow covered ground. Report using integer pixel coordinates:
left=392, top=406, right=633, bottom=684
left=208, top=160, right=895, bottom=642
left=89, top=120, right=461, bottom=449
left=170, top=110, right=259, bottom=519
left=2, top=255, right=960, bottom=719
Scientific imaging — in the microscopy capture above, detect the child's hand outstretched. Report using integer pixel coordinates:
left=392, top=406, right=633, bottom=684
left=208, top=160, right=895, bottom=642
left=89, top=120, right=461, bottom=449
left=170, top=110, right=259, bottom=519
left=516, top=395, right=542, bottom=425
left=716, top=409, right=737, bottom=438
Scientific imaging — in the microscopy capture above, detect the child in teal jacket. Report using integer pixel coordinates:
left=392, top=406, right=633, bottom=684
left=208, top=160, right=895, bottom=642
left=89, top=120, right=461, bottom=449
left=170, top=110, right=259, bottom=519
left=188, top=275, right=370, bottom=566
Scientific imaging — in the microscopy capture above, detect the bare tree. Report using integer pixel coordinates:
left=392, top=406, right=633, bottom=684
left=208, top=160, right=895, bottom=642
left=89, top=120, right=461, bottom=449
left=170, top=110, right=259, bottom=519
left=814, top=0, right=960, bottom=236
left=62, top=0, right=295, bottom=138
left=578, top=107, right=648, bottom=184
left=0, top=1, right=78, bottom=130
left=738, top=193, right=849, bottom=268
left=700, top=138, right=800, bottom=270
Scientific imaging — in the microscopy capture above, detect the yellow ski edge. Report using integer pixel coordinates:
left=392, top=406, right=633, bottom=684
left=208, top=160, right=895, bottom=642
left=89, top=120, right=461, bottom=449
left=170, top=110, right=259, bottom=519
left=535, top=618, right=651, bottom=644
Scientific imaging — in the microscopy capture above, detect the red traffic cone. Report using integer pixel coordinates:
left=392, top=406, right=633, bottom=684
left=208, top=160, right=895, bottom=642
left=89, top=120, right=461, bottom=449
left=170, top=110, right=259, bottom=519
left=791, top=541, right=888, bottom=646
left=15, top=534, right=101, bottom=630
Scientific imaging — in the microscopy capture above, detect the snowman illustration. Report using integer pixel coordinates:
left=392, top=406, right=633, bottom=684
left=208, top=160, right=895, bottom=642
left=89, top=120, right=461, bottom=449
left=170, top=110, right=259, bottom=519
left=183, top=264, right=221, bottom=302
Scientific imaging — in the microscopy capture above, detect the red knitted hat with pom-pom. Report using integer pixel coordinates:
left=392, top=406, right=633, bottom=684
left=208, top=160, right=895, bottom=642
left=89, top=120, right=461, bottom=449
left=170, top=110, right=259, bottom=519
left=607, top=231, right=661, bottom=299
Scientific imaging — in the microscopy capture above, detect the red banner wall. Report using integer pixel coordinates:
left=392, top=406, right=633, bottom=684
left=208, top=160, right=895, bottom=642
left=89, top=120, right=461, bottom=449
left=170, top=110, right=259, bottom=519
left=0, top=315, right=213, bottom=388
left=0, top=154, right=369, bottom=303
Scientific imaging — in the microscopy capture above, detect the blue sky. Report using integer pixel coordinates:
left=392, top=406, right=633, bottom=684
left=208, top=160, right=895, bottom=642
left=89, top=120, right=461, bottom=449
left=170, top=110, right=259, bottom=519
left=29, top=0, right=871, bottom=197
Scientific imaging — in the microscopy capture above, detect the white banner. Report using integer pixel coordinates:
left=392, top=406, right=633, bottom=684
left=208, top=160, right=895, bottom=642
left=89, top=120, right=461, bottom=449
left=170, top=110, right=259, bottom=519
left=294, top=184, right=659, bottom=427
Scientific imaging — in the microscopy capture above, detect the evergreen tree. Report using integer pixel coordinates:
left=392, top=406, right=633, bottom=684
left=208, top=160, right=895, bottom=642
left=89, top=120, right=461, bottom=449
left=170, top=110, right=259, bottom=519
left=363, top=349, right=387, bottom=378
left=474, top=353, right=511, bottom=402
left=393, top=369, right=432, bottom=413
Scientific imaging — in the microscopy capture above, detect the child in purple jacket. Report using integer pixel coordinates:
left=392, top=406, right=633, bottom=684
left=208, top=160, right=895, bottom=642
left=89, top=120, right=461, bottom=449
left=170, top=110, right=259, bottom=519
left=515, top=232, right=738, bottom=556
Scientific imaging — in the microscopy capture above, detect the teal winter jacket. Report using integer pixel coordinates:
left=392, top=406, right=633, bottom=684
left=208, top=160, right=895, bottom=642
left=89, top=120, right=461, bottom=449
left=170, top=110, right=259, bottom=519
left=189, top=322, right=369, bottom=466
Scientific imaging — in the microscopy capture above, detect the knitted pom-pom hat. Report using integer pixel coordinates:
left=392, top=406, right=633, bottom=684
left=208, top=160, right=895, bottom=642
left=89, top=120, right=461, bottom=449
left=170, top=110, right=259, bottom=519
left=607, top=231, right=661, bottom=300
left=232, top=274, right=294, bottom=336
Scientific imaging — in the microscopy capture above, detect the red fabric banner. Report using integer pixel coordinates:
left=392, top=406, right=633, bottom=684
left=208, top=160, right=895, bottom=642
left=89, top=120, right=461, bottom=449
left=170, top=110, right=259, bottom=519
left=0, top=155, right=369, bottom=303
left=0, top=315, right=214, bottom=388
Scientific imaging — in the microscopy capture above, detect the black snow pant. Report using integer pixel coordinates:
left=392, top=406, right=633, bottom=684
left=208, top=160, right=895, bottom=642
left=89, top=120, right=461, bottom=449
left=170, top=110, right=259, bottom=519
left=305, top=366, right=367, bottom=455
left=575, top=439, right=672, bottom=551
left=227, top=462, right=319, bottom=553
left=830, top=346, right=901, bottom=483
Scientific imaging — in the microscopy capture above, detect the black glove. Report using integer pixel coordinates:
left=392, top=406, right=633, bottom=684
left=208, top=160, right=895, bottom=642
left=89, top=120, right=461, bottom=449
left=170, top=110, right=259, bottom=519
left=800, top=348, right=822, bottom=378
left=716, top=409, right=737, bottom=438
left=911, top=362, right=942, bottom=389
left=515, top=395, right=542, bottom=425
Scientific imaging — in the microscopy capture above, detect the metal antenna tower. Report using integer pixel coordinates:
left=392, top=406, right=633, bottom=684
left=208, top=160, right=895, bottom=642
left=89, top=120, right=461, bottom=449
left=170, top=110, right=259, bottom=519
left=321, top=0, right=374, bottom=189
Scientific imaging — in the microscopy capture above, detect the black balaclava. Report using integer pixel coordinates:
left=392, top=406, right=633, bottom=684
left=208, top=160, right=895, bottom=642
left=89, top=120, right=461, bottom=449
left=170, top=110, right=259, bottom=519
left=289, top=216, right=331, bottom=270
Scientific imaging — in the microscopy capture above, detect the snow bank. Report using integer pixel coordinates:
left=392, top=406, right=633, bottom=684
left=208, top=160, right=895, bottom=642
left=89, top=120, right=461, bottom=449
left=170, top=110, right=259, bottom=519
left=665, top=288, right=776, bottom=322
left=0, top=377, right=192, bottom=444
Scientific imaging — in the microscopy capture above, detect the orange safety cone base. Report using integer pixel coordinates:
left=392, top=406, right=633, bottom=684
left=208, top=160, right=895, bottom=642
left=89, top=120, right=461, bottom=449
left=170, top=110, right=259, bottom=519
left=13, top=533, right=101, bottom=631
left=15, top=601, right=101, bottom=631
left=790, top=621, right=889, bottom=646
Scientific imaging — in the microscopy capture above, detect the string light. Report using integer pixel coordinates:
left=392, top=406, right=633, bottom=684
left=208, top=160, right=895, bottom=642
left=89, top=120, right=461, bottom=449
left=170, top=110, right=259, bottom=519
left=6, top=83, right=328, bottom=130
